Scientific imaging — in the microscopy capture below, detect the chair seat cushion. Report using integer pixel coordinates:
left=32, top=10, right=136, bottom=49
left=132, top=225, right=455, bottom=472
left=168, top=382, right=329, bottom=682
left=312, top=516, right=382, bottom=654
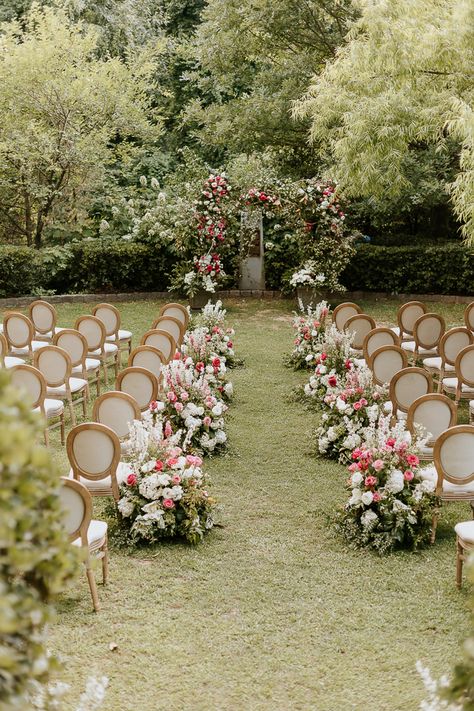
left=4, top=356, right=25, bottom=368
left=72, top=358, right=101, bottom=375
left=419, top=466, right=474, bottom=494
left=68, top=461, right=131, bottom=492
left=455, top=520, right=474, bottom=544
left=442, top=378, right=474, bottom=393
left=35, top=330, right=53, bottom=339
left=34, top=398, right=64, bottom=418
left=422, top=357, right=455, bottom=372
left=91, top=343, right=118, bottom=356
left=390, top=326, right=400, bottom=336
left=72, top=519, right=108, bottom=547
left=47, top=377, right=87, bottom=397
left=402, top=342, right=438, bottom=356
left=106, top=329, right=132, bottom=342
left=10, top=341, right=45, bottom=356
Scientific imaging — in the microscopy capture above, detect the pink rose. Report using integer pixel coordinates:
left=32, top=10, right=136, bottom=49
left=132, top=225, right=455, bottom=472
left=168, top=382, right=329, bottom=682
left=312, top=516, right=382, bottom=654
left=404, top=470, right=414, bottom=481
left=167, top=391, right=177, bottom=403
left=127, top=473, right=137, bottom=486
left=166, top=457, right=179, bottom=467
left=406, top=454, right=419, bottom=466
left=373, top=392, right=380, bottom=400
left=328, top=375, right=337, bottom=387
left=372, top=459, right=384, bottom=472
left=360, top=398, right=368, bottom=406
left=172, top=475, right=181, bottom=484
left=203, top=416, right=212, bottom=426
left=164, top=421, right=173, bottom=438
left=154, top=460, right=164, bottom=471
left=365, top=475, right=378, bottom=487
left=173, top=352, right=181, bottom=361
left=320, top=353, right=327, bottom=361
left=386, top=438, right=396, bottom=448
left=348, top=463, right=359, bottom=473
left=373, top=491, right=381, bottom=503
left=186, top=454, right=203, bottom=467
left=352, top=448, right=362, bottom=460
left=163, top=499, right=175, bottom=509
left=227, top=341, right=233, bottom=348
left=196, top=361, right=205, bottom=372
left=175, top=402, right=184, bottom=412
left=353, top=401, right=362, bottom=411
left=181, top=391, right=189, bottom=401
left=150, top=400, right=158, bottom=411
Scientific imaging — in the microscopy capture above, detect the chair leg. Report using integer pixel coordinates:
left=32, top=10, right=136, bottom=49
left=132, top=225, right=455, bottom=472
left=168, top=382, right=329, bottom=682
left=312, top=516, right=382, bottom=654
left=60, top=412, right=65, bottom=445
left=456, top=540, right=463, bottom=589
left=81, top=392, right=87, bottom=418
left=102, top=360, right=108, bottom=384
left=102, top=535, right=109, bottom=585
left=430, top=513, right=439, bottom=544
left=114, top=353, right=119, bottom=376
left=85, top=563, right=101, bottom=612
left=44, top=427, right=49, bottom=447
left=68, top=396, right=76, bottom=426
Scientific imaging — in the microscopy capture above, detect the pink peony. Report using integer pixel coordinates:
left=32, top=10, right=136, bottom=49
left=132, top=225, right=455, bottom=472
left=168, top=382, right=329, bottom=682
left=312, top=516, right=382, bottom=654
left=181, top=391, right=189, bottom=401
left=227, top=341, right=233, bottom=348
left=352, top=448, right=362, bottom=460
left=196, top=361, right=205, bottom=372
left=372, top=459, right=384, bottom=472
left=127, top=473, right=137, bottom=486
left=348, top=463, right=359, bottom=473
left=163, top=499, right=175, bottom=509
left=320, top=352, right=327, bottom=361
left=328, top=375, right=337, bottom=387
left=172, top=475, right=181, bottom=484
left=186, top=454, right=203, bottom=467
left=166, top=457, right=179, bottom=467
left=150, top=400, right=158, bottom=411
left=360, top=398, right=368, bottom=406
left=406, top=454, right=419, bottom=466
left=386, top=438, right=396, bottom=448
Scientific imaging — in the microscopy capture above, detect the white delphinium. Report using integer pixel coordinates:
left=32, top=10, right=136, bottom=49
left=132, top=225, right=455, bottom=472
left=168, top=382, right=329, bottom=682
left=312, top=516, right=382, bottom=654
left=416, top=661, right=460, bottom=711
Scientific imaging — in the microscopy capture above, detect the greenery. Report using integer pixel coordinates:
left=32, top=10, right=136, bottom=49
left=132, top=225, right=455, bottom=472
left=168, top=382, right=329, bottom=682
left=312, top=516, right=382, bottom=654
left=0, top=369, right=77, bottom=708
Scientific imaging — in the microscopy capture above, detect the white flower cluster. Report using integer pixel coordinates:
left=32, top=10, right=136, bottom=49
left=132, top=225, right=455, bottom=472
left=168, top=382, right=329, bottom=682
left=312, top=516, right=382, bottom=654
left=290, top=260, right=326, bottom=288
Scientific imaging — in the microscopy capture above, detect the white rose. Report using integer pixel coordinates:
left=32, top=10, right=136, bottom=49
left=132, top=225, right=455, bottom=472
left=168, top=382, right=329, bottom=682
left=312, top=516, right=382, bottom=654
left=141, top=460, right=156, bottom=473
left=305, top=354, right=314, bottom=362
left=361, top=491, right=374, bottom=506
left=212, top=403, right=223, bottom=416
left=319, top=365, right=327, bottom=375
left=385, top=469, right=405, bottom=494
left=348, top=488, right=362, bottom=506
left=420, top=480, right=435, bottom=493
left=215, top=430, right=227, bottom=444
left=336, top=398, right=348, bottom=412
left=118, top=497, right=134, bottom=517
left=351, top=472, right=363, bottom=486
left=361, top=509, right=378, bottom=527
left=170, top=485, right=183, bottom=501
left=156, top=473, right=171, bottom=486
left=224, top=382, right=233, bottom=396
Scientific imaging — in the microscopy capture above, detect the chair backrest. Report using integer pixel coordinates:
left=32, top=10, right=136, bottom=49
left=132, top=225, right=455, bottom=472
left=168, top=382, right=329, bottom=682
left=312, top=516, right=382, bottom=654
left=58, top=476, right=92, bottom=543
left=433, top=425, right=474, bottom=490
left=412, top=313, right=445, bottom=350
left=150, top=316, right=184, bottom=346
left=53, top=329, right=88, bottom=368
left=92, top=391, right=141, bottom=439
left=332, top=302, right=362, bottom=331
left=116, top=367, right=159, bottom=411
left=368, top=345, right=409, bottom=386
left=406, top=393, right=457, bottom=446
left=464, top=302, right=474, bottom=332
left=67, top=422, right=121, bottom=484
left=0, top=332, right=7, bottom=366
left=455, top=344, right=474, bottom=388
left=128, top=346, right=165, bottom=377
left=159, top=302, right=189, bottom=329
left=141, top=330, right=176, bottom=363
left=397, top=301, right=427, bottom=337
left=92, top=303, right=120, bottom=338
left=389, top=367, right=433, bottom=414
left=28, top=300, right=56, bottom=335
left=439, top=327, right=474, bottom=367
left=363, top=327, right=399, bottom=362
left=10, top=364, right=46, bottom=409
left=344, top=314, right=376, bottom=350
left=3, top=312, right=34, bottom=349
left=75, top=315, right=106, bottom=352
left=33, top=345, right=72, bottom=388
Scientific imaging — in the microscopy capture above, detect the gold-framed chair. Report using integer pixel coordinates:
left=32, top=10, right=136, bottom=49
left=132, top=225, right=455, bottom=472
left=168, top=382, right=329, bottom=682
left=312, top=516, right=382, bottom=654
left=28, top=300, right=58, bottom=342
left=128, top=345, right=165, bottom=379
left=10, top=363, right=65, bottom=446
left=344, top=313, right=377, bottom=356
left=92, top=391, right=141, bottom=451
left=116, top=366, right=159, bottom=412
left=53, top=329, right=101, bottom=398
left=423, top=327, right=473, bottom=392
left=0, top=332, right=24, bottom=369
left=401, top=313, right=445, bottom=361
left=75, top=315, right=119, bottom=384
left=92, top=303, right=133, bottom=365
left=391, top=300, right=427, bottom=342
left=406, top=393, right=457, bottom=461
left=3, top=312, right=45, bottom=358
left=158, top=302, right=190, bottom=330
left=464, top=301, right=474, bottom=334
left=140, top=329, right=176, bottom=364
left=332, top=302, right=362, bottom=332
left=454, top=520, right=474, bottom=588
left=33, top=345, right=88, bottom=425
left=389, top=367, right=433, bottom=422
left=150, top=315, right=185, bottom=347
left=368, top=345, right=408, bottom=387
left=441, top=344, right=474, bottom=406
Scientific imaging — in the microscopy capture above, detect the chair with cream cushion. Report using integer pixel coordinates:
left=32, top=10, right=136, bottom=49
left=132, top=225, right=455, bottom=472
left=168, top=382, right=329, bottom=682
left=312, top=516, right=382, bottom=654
left=368, top=345, right=408, bottom=387
left=406, top=393, right=457, bottom=461
left=3, top=312, right=45, bottom=358
left=53, top=329, right=101, bottom=398
left=116, top=366, right=159, bottom=412
left=58, top=477, right=108, bottom=612
left=401, top=313, right=445, bottom=361
left=391, top=301, right=427, bottom=342
left=34, top=345, right=88, bottom=426
left=464, top=302, right=474, bottom=334
left=92, top=391, right=141, bottom=453
left=441, top=344, right=474, bottom=406
left=419, top=425, right=474, bottom=543
left=423, top=327, right=473, bottom=392
left=67, top=422, right=131, bottom=501
left=128, top=345, right=165, bottom=379
left=332, top=302, right=362, bottom=332
left=389, top=367, right=433, bottom=422
left=150, top=315, right=185, bottom=347
left=92, top=303, right=133, bottom=365
left=454, top=519, right=474, bottom=588
left=140, top=329, right=176, bottom=364
left=75, top=315, right=119, bottom=384
left=10, top=363, right=64, bottom=446
left=355, top=327, right=400, bottom=368
left=28, top=300, right=60, bottom=342
left=345, top=314, right=377, bottom=356
left=159, top=302, right=190, bottom=331
left=0, top=332, right=24, bottom=369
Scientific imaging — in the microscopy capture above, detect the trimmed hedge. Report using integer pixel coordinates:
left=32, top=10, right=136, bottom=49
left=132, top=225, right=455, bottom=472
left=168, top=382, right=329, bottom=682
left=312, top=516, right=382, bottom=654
left=341, top=243, right=474, bottom=296
left=0, top=246, right=40, bottom=297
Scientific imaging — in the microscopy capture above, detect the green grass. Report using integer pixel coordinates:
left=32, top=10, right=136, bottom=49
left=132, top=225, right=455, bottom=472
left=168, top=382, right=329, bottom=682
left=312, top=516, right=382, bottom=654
left=3, top=297, right=472, bottom=710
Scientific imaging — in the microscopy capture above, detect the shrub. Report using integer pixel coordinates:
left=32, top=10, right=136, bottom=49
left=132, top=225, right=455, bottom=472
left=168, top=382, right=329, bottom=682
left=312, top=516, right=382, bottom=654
left=342, top=243, right=474, bottom=295
left=0, top=369, right=77, bottom=707
left=0, top=246, right=40, bottom=297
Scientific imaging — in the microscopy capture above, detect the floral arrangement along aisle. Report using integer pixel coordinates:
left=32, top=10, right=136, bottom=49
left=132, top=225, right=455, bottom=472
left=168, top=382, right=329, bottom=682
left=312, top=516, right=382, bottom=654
left=285, top=300, right=330, bottom=370
left=117, top=418, right=215, bottom=545
left=302, top=324, right=356, bottom=403
left=194, top=300, right=238, bottom=367
left=336, top=416, right=439, bottom=554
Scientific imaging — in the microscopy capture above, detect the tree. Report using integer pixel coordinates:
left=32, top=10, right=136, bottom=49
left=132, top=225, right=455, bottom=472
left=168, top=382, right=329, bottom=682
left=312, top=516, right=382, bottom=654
left=294, top=0, right=474, bottom=242
left=0, top=3, right=160, bottom=247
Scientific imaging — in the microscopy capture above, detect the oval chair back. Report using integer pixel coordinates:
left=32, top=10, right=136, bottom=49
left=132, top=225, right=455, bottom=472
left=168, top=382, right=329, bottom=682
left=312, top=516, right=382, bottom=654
left=433, top=425, right=474, bottom=494
left=92, top=391, right=141, bottom=440
left=397, top=301, right=427, bottom=338
left=75, top=315, right=106, bottom=353
left=3, top=312, right=34, bottom=350
left=344, top=314, right=376, bottom=351
left=440, top=328, right=474, bottom=367
left=0, top=332, right=7, bottom=366
left=332, top=302, right=362, bottom=331
left=10, top=363, right=46, bottom=409
left=412, top=313, right=445, bottom=352
left=128, top=346, right=165, bottom=378
left=368, top=345, right=408, bottom=386
left=389, top=367, right=433, bottom=415
left=141, top=330, right=176, bottom=363
left=116, top=367, right=159, bottom=411
left=28, top=300, right=57, bottom=339
left=455, top=344, right=474, bottom=389
left=92, top=303, right=120, bottom=339
left=363, top=327, right=400, bottom=363
left=67, top=422, right=122, bottom=499
left=150, top=316, right=184, bottom=347
left=59, top=476, right=92, bottom=542
left=159, top=302, right=189, bottom=329
left=33, top=345, right=72, bottom=389
left=406, top=393, right=457, bottom=449
left=53, top=329, right=88, bottom=369
left=464, top=302, right=474, bottom=332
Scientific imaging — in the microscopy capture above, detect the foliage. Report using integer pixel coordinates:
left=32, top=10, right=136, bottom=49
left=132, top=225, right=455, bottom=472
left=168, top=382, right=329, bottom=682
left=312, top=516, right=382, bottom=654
left=285, top=300, right=330, bottom=370
left=302, top=324, right=356, bottom=404
left=0, top=369, right=77, bottom=708
left=294, top=0, right=474, bottom=242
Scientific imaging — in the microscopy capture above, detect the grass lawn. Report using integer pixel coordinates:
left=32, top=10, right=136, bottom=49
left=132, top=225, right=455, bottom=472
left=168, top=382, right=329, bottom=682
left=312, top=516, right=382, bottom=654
left=3, top=296, right=471, bottom=710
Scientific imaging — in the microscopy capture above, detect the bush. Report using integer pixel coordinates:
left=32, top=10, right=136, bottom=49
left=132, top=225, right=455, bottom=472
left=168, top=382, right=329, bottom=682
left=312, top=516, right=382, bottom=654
left=0, top=246, right=40, bottom=297
left=0, top=369, right=77, bottom=707
left=342, top=243, right=474, bottom=295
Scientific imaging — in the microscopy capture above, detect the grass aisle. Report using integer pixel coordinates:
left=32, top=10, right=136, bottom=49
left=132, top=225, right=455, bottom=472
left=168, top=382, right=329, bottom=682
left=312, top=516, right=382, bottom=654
left=46, top=300, right=469, bottom=711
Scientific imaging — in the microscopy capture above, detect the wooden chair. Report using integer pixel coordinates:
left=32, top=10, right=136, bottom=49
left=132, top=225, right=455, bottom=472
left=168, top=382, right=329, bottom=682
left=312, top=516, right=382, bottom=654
left=332, top=302, right=362, bottom=332
left=10, top=363, right=65, bottom=446
left=150, top=315, right=184, bottom=347
left=92, top=391, right=141, bottom=450
left=67, top=422, right=130, bottom=501
left=0, top=332, right=24, bottom=369
left=140, top=329, right=176, bottom=364
left=368, top=345, right=408, bottom=387
left=28, top=300, right=58, bottom=342
left=401, top=313, right=445, bottom=361
left=53, top=329, right=101, bottom=398
left=128, top=345, right=165, bottom=379
left=345, top=314, right=377, bottom=355
left=75, top=315, right=119, bottom=384
left=464, top=302, right=474, bottom=333
left=159, top=302, right=190, bottom=330
left=391, top=300, right=427, bottom=342
left=58, top=477, right=108, bottom=612
left=116, top=366, right=159, bottom=412
left=33, top=345, right=88, bottom=425
left=389, top=367, right=433, bottom=422
left=92, top=303, right=133, bottom=365
left=423, top=327, right=473, bottom=391
left=3, top=312, right=45, bottom=358
left=441, top=344, right=474, bottom=406
left=406, top=393, right=457, bottom=461
left=361, top=327, right=400, bottom=364
left=454, top=519, right=474, bottom=588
